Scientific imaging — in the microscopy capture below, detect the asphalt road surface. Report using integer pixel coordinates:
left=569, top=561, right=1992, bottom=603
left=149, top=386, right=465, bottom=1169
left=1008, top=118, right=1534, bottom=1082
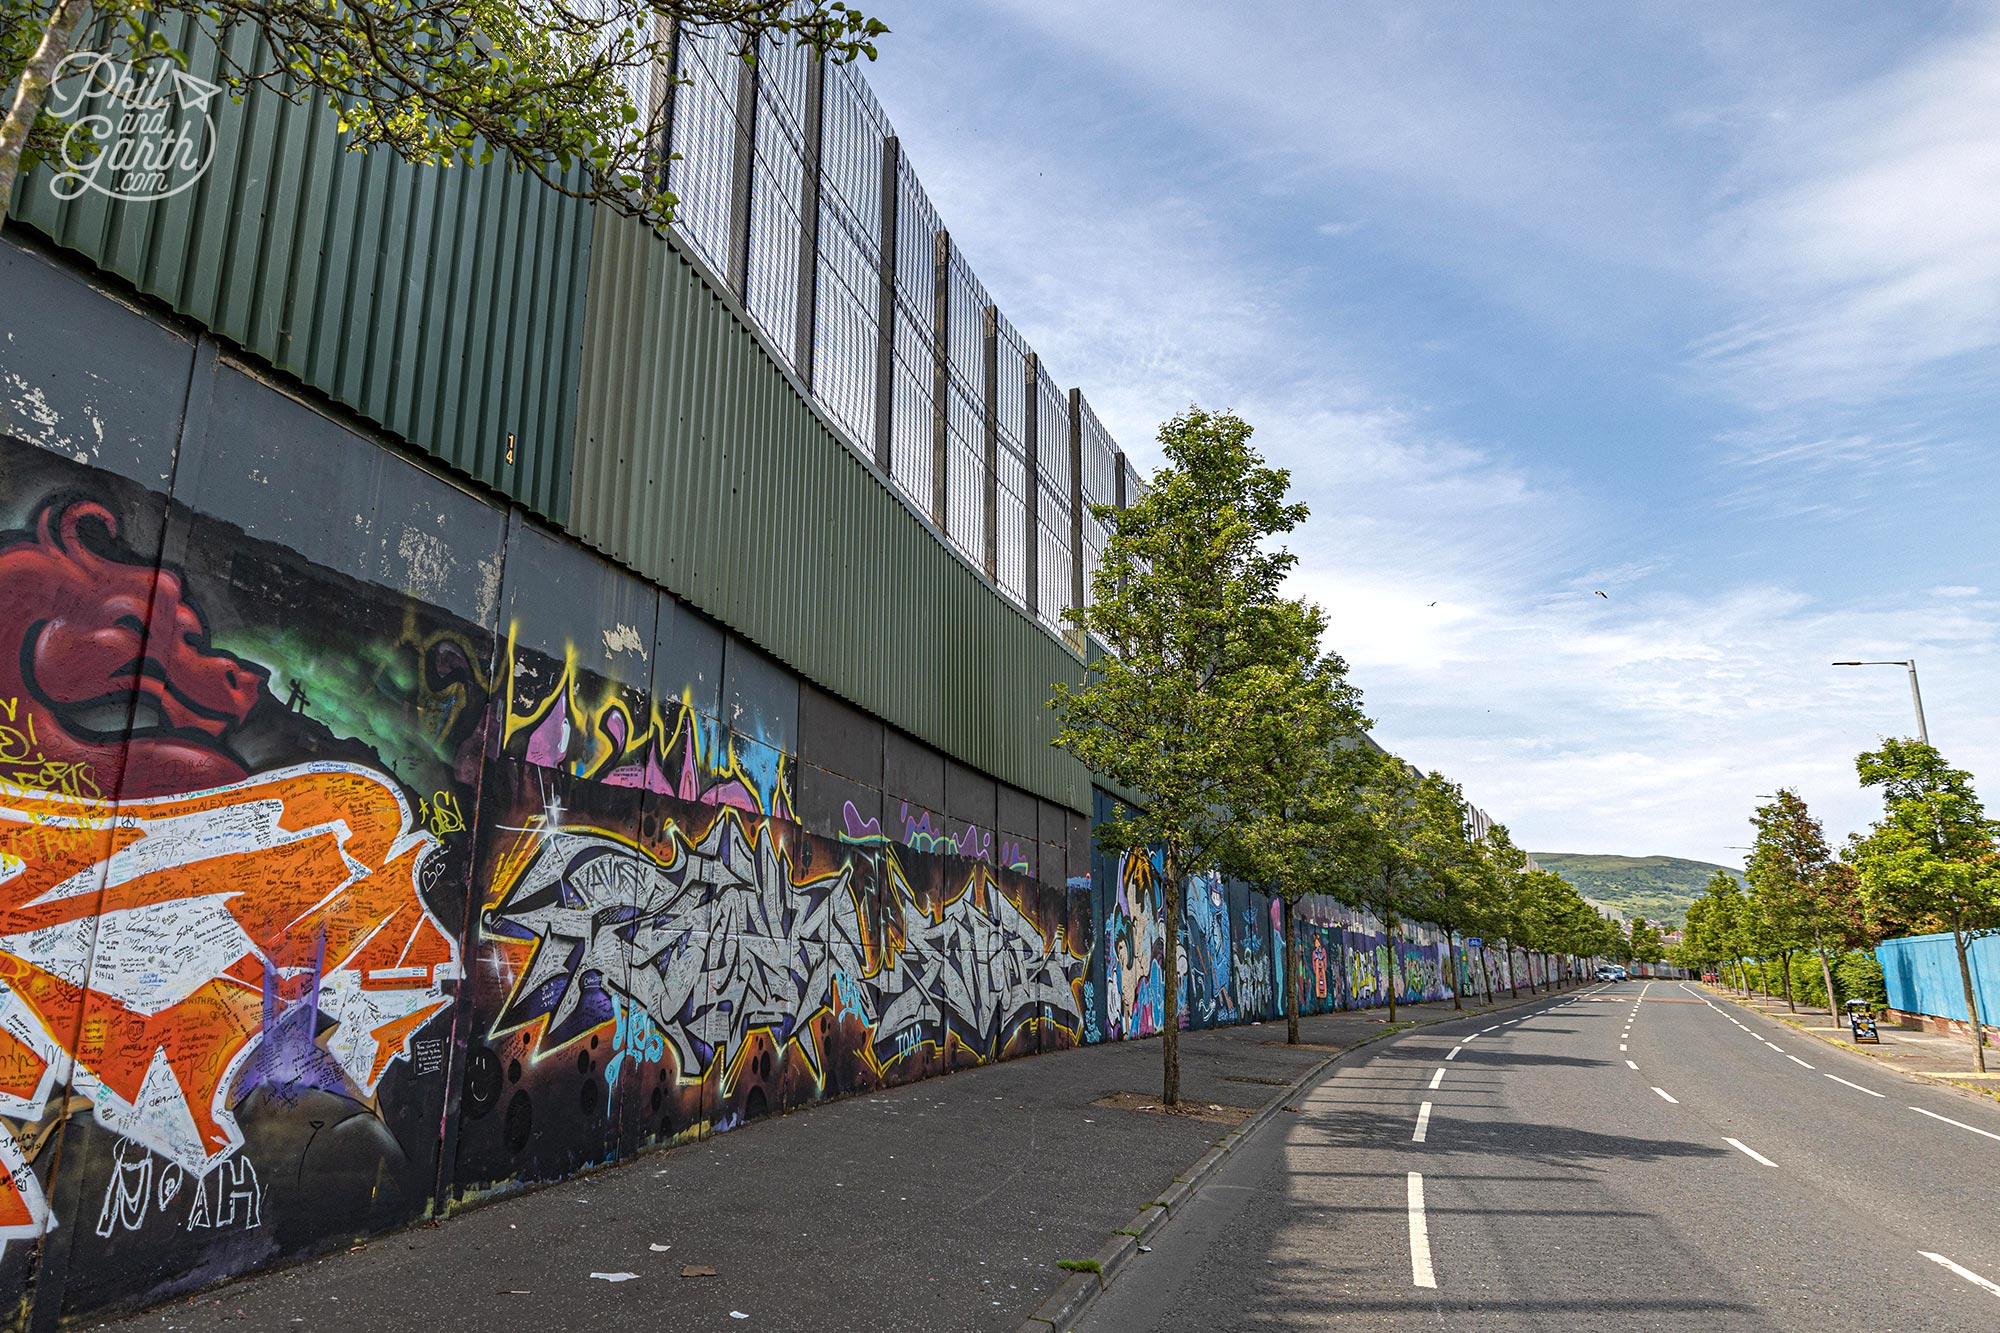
left=1076, top=981, right=2000, bottom=1331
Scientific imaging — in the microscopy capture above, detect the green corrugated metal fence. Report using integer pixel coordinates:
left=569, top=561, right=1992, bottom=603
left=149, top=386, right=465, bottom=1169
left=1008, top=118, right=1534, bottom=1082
left=12, top=17, right=591, bottom=518
left=571, top=209, right=1089, bottom=812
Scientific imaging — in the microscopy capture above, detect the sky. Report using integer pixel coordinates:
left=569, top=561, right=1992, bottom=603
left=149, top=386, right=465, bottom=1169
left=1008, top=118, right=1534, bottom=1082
left=855, top=1, right=2000, bottom=867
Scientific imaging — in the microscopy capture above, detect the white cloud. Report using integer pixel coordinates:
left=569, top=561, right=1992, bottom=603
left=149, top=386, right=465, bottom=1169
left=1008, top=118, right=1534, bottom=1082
left=856, top=2, right=2000, bottom=870
left=1697, top=15, right=2000, bottom=421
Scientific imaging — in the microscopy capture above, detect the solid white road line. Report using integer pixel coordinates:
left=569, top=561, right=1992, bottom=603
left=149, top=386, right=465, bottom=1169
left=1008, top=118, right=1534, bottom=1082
left=1625, top=1060, right=1639, bottom=1070
left=1725, top=1138, right=1779, bottom=1168
left=1921, top=1251, right=2000, bottom=1298
left=1408, top=1173, right=1436, bottom=1288
left=1909, top=1106, right=2000, bottom=1143
left=1413, top=1101, right=1434, bottom=1142
left=1787, top=1055, right=1815, bottom=1069
left=1825, top=1074, right=1885, bottom=1098
left=1446, top=1046, right=1462, bottom=1060
left=1429, top=1068, right=1445, bottom=1090
left=1652, top=1087, right=1679, bottom=1104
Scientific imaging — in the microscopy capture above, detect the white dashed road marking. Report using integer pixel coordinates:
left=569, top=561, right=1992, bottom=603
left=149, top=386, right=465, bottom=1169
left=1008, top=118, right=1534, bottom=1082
left=1625, top=1060, right=1638, bottom=1070
left=1909, top=1106, right=2000, bottom=1143
left=1786, top=1055, right=1814, bottom=1069
left=1408, top=1173, right=1436, bottom=1288
left=1446, top=1046, right=1462, bottom=1060
left=1652, top=1087, right=1678, bottom=1104
left=1921, top=1252, right=2000, bottom=1299
left=1825, top=1074, right=1885, bottom=1098
left=1726, top=1138, right=1778, bottom=1168
left=1413, top=1102, right=1433, bottom=1143
left=1429, top=1069, right=1444, bottom=1090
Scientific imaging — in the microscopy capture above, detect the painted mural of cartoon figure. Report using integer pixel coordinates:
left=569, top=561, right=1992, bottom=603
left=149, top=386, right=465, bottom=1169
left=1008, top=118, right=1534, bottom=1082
left=0, top=495, right=462, bottom=1254
left=1104, top=850, right=1163, bottom=1039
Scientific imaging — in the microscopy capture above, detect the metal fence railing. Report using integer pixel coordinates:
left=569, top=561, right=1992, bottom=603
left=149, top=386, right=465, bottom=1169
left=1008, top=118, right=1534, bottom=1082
left=657, top=32, right=1144, bottom=648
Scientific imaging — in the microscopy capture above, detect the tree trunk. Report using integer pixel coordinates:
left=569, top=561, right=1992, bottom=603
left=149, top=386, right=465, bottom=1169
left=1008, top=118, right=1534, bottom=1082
left=1814, top=933, right=1839, bottom=1025
left=1445, top=929, right=1463, bottom=1011
left=1480, top=946, right=1494, bottom=1005
left=1161, top=846, right=1182, bottom=1105
left=1505, top=943, right=1517, bottom=999
left=1952, top=923, right=1988, bottom=1075
left=1384, top=913, right=1397, bottom=1023
left=1284, top=896, right=1299, bottom=1046
left=0, top=0, right=92, bottom=230
left=1779, top=952, right=1797, bottom=1013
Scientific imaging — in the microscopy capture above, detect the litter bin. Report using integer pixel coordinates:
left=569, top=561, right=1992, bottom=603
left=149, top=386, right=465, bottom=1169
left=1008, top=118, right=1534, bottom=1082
left=1846, top=999, right=1880, bottom=1045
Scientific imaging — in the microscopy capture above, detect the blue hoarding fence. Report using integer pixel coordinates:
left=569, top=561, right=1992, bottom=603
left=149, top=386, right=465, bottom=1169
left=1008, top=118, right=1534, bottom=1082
left=1875, top=931, right=2000, bottom=1030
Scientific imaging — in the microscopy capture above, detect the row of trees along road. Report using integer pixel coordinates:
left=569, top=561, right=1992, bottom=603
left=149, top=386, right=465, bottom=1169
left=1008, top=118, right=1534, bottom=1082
left=1674, top=741, right=2000, bottom=1073
left=1050, top=407, right=1630, bottom=1105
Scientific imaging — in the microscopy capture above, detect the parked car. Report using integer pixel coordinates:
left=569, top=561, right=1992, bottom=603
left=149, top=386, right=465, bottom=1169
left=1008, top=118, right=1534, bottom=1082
left=1595, top=965, right=1619, bottom=982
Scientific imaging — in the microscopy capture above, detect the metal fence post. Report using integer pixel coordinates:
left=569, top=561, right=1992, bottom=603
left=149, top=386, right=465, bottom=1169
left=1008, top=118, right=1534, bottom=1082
left=871, top=136, right=900, bottom=472
left=1068, top=388, right=1085, bottom=618
left=1023, top=351, right=1040, bottom=619
left=981, top=304, right=999, bottom=582
left=931, top=229, right=951, bottom=531
left=792, top=50, right=826, bottom=392
left=725, top=34, right=760, bottom=299
left=648, top=18, right=682, bottom=197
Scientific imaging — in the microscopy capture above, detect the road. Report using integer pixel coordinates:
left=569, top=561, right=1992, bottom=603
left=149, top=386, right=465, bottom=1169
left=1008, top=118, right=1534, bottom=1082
left=1074, top=981, right=2000, bottom=1331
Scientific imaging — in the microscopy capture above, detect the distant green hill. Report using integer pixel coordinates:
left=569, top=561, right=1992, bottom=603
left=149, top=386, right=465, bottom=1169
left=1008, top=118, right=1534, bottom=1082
left=1530, top=854, right=1744, bottom=927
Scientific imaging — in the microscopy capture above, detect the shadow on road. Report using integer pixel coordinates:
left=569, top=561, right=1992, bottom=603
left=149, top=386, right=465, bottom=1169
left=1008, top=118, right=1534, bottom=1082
left=1289, top=1108, right=1731, bottom=1167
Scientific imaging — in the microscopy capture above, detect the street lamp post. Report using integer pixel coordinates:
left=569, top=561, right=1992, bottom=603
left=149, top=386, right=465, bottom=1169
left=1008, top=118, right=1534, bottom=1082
left=1830, top=656, right=1989, bottom=1070
left=1831, top=659, right=1929, bottom=744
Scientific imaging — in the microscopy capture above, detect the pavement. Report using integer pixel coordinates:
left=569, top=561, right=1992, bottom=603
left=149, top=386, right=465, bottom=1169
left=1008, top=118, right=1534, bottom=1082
left=1712, top=985, right=2000, bottom=1105
left=1074, top=979, right=2000, bottom=1331
left=91, top=986, right=1570, bottom=1332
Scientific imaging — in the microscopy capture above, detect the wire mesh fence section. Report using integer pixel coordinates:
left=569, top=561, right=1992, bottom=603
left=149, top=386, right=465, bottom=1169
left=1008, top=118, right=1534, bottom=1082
left=1077, top=394, right=1117, bottom=604
left=889, top=307, right=934, bottom=515
left=944, top=365, right=984, bottom=563
left=570, top=1, right=669, bottom=149
left=994, top=313, right=1032, bottom=607
left=646, top=33, right=1154, bottom=648
left=1034, top=367, right=1074, bottom=634
left=809, top=61, right=886, bottom=449
left=740, top=35, right=812, bottom=366
left=666, top=26, right=742, bottom=280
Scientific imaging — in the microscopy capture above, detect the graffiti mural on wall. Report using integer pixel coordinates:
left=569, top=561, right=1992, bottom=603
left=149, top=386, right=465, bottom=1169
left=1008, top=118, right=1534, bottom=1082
left=840, top=801, right=1032, bottom=875
left=0, top=436, right=495, bottom=1320
left=1102, top=850, right=1165, bottom=1040
left=1181, top=874, right=1236, bottom=1028
left=451, top=632, right=1090, bottom=1196
left=0, top=426, right=1097, bottom=1321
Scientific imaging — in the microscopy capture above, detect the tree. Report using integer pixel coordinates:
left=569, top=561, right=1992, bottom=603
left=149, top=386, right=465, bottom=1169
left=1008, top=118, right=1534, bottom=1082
left=1210, top=598, right=1373, bottom=1047
left=1051, top=407, right=1309, bottom=1105
left=1470, top=822, right=1531, bottom=1001
left=1362, top=758, right=1425, bottom=1021
left=0, top=0, right=887, bottom=230
left=1405, top=773, right=1483, bottom=1011
left=1629, top=918, right=1665, bottom=966
left=1745, top=789, right=1871, bottom=1024
left=1847, top=739, right=2000, bottom=1073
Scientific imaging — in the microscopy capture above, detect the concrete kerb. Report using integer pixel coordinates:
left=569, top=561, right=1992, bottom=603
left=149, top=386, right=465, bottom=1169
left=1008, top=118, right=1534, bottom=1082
left=1704, top=985, right=2000, bottom=1107
left=1012, top=987, right=1572, bottom=1333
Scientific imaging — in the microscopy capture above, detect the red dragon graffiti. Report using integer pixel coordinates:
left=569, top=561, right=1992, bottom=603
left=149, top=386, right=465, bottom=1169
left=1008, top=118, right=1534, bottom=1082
left=0, top=497, right=461, bottom=1249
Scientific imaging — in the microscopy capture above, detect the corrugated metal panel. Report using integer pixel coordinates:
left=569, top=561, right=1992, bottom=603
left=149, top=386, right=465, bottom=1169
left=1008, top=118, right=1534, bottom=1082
left=574, top=209, right=1087, bottom=811
left=12, top=17, right=591, bottom=520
